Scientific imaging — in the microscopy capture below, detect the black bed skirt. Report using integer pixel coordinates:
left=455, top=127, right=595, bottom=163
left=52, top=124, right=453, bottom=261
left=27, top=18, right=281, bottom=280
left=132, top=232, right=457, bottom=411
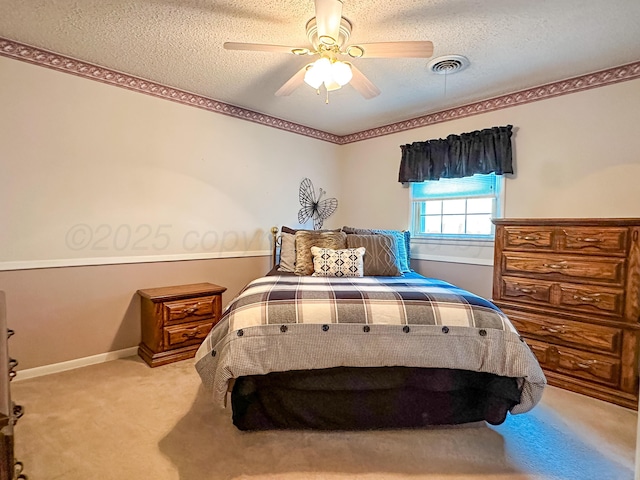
left=231, top=366, right=522, bottom=431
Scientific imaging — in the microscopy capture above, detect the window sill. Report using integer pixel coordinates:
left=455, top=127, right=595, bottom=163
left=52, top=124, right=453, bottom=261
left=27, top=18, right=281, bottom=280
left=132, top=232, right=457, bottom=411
left=410, top=236, right=495, bottom=266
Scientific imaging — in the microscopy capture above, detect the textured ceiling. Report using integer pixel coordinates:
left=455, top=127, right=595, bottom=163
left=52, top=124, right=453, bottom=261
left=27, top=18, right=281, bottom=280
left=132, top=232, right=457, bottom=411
left=1, top=0, right=640, bottom=136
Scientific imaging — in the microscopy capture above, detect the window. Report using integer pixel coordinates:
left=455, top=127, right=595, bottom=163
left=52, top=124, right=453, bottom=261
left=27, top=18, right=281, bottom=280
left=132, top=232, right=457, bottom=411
left=411, top=173, right=503, bottom=239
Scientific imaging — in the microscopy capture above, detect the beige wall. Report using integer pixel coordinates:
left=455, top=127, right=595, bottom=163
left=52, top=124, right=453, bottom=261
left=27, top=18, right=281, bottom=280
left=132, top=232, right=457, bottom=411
left=2, top=53, right=639, bottom=371
left=0, top=56, right=343, bottom=266
left=0, top=55, right=341, bottom=370
left=340, top=78, right=640, bottom=295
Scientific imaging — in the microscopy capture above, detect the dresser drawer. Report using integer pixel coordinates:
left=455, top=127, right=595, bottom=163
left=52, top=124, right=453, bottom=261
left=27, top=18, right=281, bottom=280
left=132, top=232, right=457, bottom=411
left=501, top=252, right=626, bottom=286
left=505, top=309, right=622, bottom=354
left=164, top=321, right=214, bottom=349
left=526, top=338, right=620, bottom=388
left=558, top=227, right=628, bottom=256
left=499, top=277, right=624, bottom=317
left=557, top=284, right=624, bottom=316
left=500, top=278, right=552, bottom=304
left=162, top=296, right=219, bottom=325
left=502, top=227, right=553, bottom=250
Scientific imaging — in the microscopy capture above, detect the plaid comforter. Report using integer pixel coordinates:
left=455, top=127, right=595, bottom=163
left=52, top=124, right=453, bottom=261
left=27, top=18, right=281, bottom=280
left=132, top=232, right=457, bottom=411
left=195, top=273, right=546, bottom=414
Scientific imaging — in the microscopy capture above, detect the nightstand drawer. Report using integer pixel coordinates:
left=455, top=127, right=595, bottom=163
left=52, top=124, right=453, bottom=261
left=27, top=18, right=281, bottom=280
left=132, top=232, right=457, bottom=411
left=506, top=309, right=622, bottom=354
left=526, top=338, right=620, bottom=388
left=163, top=296, right=220, bottom=325
left=164, top=322, right=214, bottom=349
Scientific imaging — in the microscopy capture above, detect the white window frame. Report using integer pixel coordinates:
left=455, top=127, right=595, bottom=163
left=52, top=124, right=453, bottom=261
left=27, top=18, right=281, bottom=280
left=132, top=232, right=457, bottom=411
left=410, top=173, right=505, bottom=242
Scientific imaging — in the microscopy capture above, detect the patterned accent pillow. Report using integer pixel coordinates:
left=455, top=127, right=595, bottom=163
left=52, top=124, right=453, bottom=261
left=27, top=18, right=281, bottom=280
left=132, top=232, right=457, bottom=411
left=294, top=231, right=348, bottom=275
left=277, top=232, right=296, bottom=273
left=342, top=227, right=411, bottom=273
left=346, top=234, right=401, bottom=276
left=311, top=246, right=365, bottom=277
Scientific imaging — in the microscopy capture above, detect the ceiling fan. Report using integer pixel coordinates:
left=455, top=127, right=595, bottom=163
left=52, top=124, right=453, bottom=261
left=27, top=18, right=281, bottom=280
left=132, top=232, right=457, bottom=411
left=224, top=0, right=434, bottom=101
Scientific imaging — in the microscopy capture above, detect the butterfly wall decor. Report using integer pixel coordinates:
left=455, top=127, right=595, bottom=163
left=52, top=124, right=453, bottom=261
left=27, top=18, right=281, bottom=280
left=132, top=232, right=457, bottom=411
left=298, top=178, right=338, bottom=230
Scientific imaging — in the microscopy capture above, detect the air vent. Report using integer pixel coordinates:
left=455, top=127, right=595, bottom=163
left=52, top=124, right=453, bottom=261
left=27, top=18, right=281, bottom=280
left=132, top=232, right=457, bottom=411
left=427, top=55, right=470, bottom=75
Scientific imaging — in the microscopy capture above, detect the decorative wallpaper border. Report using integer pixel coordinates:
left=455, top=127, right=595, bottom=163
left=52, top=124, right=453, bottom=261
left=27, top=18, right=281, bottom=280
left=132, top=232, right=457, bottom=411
left=0, top=38, right=341, bottom=144
left=1, top=37, right=639, bottom=145
left=339, top=61, right=640, bottom=144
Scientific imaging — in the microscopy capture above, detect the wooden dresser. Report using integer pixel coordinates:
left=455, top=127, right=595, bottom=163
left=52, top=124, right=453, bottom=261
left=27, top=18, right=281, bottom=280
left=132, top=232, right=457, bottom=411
left=138, top=283, right=226, bottom=367
left=1, top=292, right=25, bottom=480
left=492, top=218, right=640, bottom=409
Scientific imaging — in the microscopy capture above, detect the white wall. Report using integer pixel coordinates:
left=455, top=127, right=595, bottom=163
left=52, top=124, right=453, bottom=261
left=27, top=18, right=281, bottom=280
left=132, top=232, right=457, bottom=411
left=0, top=56, right=342, bottom=269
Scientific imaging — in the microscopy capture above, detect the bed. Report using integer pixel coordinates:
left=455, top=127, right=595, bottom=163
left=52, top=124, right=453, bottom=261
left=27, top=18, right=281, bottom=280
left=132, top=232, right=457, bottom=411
left=195, top=227, right=546, bottom=431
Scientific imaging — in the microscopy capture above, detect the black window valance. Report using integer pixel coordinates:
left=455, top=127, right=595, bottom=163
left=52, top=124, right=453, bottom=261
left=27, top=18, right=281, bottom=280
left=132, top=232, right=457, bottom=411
left=398, top=125, right=514, bottom=183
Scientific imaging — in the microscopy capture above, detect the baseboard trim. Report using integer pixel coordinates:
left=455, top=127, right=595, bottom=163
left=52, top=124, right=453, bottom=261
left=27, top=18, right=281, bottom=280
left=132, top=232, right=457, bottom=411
left=14, top=346, right=139, bottom=381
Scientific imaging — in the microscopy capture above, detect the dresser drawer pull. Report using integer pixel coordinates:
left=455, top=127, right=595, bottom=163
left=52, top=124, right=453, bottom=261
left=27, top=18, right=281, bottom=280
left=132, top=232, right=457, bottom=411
left=183, top=307, right=198, bottom=315
left=543, top=262, right=568, bottom=269
left=518, top=235, right=540, bottom=241
left=573, top=294, right=601, bottom=303
left=576, top=237, right=603, bottom=243
left=7, top=329, right=14, bottom=339
left=13, top=403, right=24, bottom=421
left=181, top=329, right=200, bottom=339
left=14, top=461, right=25, bottom=478
left=8, top=370, right=16, bottom=381
left=8, top=358, right=18, bottom=369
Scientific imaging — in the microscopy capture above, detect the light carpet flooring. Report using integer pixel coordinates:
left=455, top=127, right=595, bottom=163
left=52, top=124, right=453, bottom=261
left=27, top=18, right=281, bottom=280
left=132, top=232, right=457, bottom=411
left=11, top=356, right=637, bottom=480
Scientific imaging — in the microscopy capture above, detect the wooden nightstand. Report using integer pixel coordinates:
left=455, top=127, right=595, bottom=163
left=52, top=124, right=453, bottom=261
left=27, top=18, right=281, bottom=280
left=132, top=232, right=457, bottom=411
left=137, top=283, right=227, bottom=367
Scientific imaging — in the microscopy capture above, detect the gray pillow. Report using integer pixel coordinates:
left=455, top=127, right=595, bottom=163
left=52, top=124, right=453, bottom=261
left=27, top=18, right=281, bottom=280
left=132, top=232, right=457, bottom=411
left=343, top=226, right=411, bottom=273
left=277, top=232, right=296, bottom=273
left=346, top=234, right=402, bottom=276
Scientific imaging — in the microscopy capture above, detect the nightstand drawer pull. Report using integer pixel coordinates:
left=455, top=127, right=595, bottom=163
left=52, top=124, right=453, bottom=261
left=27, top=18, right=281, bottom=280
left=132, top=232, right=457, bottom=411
left=181, top=329, right=200, bottom=339
left=540, top=325, right=565, bottom=334
left=7, top=329, right=14, bottom=339
left=574, top=360, right=597, bottom=369
left=573, top=294, right=600, bottom=303
left=8, top=358, right=18, bottom=369
left=516, top=287, right=536, bottom=294
left=577, top=237, right=602, bottom=243
left=543, top=262, right=568, bottom=269
left=183, top=307, right=197, bottom=315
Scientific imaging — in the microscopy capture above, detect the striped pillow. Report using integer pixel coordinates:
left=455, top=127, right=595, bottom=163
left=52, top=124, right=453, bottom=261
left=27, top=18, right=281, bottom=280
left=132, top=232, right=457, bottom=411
left=346, top=234, right=401, bottom=276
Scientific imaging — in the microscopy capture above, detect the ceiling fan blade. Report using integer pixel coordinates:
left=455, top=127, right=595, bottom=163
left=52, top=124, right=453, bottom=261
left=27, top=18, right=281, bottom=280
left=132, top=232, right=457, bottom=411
left=314, top=0, right=343, bottom=44
left=348, top=41, right=434, bottom=58
left=348, top=64, right=380, bottom=99
left=224, top=42, right=308, bottom=54
left=275, top=65, right=309, bottom=97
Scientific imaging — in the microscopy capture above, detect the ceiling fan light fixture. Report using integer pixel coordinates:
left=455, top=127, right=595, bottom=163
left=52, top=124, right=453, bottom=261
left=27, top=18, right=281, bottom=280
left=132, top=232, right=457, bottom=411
left=304, top=57, right=331, bottom=89
left=331, top=60, right=352, bottom=86
left=304, top=57, right=352, bottom=91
